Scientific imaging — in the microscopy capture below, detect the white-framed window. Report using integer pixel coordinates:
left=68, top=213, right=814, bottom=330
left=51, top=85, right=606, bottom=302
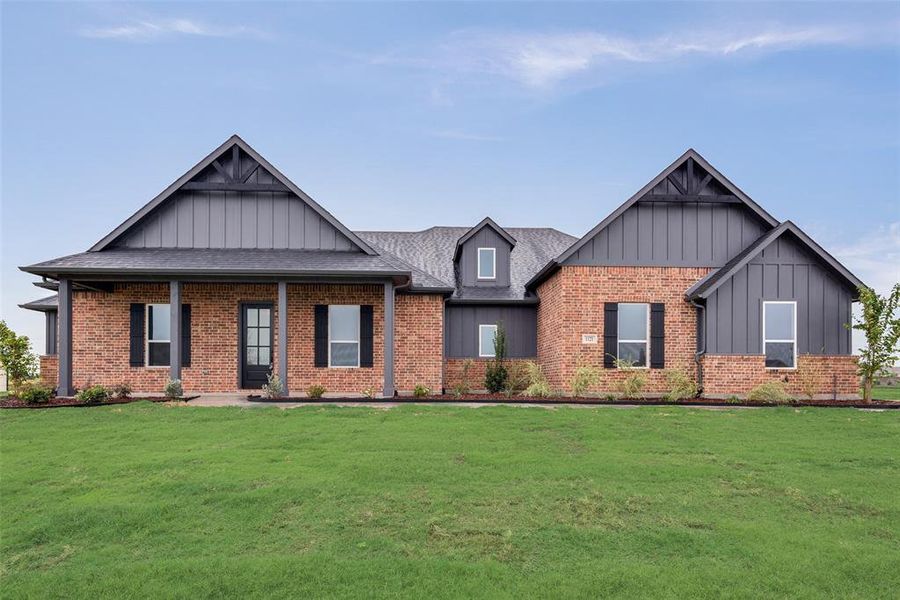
left=617, top=303, right=649, bottom=368
left=146, top=304, right=171, bottom=367
left=329, top=305, right=360, bottom=368
left=477, top=247, right=496, bottom=280
left=479, top=324, right=498, bottom=358
left=763, top=301, right=797, bottom=369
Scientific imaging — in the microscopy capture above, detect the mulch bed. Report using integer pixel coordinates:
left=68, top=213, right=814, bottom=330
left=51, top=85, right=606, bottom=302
left=247, top=394, right=900, bottom=409
left=0, top=396, right=197, bottom=409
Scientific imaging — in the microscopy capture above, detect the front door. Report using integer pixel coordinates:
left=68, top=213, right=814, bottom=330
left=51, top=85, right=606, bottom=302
left=240, top=303, right=273, bottom=389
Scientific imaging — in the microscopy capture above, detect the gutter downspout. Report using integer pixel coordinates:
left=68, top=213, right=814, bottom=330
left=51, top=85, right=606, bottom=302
left=690, top=299, right=706, bottom=393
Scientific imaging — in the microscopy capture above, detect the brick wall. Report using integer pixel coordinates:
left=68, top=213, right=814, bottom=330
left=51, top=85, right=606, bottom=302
left=444, top=357, right=535, bottom=392
left=40, top=355, right=58, bottom=389
left=536, top=266, right=712, bottom=394
left=394, top=294, right=444, bottom=393
left=701, top=354, right=859, bottom=398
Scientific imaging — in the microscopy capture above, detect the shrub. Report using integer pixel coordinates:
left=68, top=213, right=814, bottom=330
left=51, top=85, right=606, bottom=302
left=76, top=385, right=109, bottom=404
left=484, top=363, right=508, bottom=394
left=262, top=373, right=285, bottom=399
left=524, top=361, right=552, bottom=398
left=725, top=395, right=741, bottom=404
left=361, top=387, right=376, bottom=399
left=17, top=381, right=53, bottom=404
left=795, top=366, right=820, bottom=400
left=503, top=362, right=529, bottom=398
left=307, top=384, right=326, bottom=399
left=571, top=365, right=600, bottom=397
left=664, top=369, right=698, bottom=402
left=613, top=359, right=646, bottom=399
left=747, top=381, right=790, bottom=404
left=164, top=379, right=183, bottom=399
left=111, top=382, right=132, bottom=400
left=454, top=359, right=474, bottom=396
left=413, top=384, right=430, bottom=398
left=451, top=383, right=468, bottom=398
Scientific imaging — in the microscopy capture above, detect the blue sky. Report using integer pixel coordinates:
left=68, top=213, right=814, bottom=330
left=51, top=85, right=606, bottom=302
left=2, top=1, right=898, bottom=354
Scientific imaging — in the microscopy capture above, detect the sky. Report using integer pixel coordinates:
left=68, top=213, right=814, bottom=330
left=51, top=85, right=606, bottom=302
left=1, top=1, right=899, bottom=355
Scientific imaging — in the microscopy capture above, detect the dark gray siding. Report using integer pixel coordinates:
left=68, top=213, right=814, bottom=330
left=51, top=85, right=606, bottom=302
left=564, top=202, right=770, bottom=267
left=459, top=227, right=512, bottom=287
left=445, top=305, right=537, bottom=358
left=46, top=311, right=58, bottom=355
left=704, top=234, right=853, bottom=355
left=114, top=155, right=355, bottom=251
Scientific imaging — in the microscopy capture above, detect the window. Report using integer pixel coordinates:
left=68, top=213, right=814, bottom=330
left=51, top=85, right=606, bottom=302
left=329, top=305, right=360, bottom=367
left=763, top=301, right=796, bottom=369
left=147, top=304, right=171, bottom=367
left=477, top=247, right=496, bottom=280
left=479, top=324, right=498, bottom=358
left=617, top=303, right=649, bottom=368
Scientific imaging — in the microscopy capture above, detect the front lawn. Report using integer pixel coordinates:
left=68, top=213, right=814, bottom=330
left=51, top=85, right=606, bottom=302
left=2, top=404, right=898, bottom=598
left=873, top=385, right=900, bottom=400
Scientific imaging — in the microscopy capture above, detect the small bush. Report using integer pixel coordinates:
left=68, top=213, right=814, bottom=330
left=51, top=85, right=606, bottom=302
left=17, top=381, right=53, bottom=404
left=747, top=381, right=790, bottom=404
left=796, top=366, right=820, bottom=400
left=484, top=363, right=508, bottom=394
left=664, top=369, right=698, bottom=402
left=361, top=387, right=376, bottom=399
left=524, top=361, right=552, bottom=398
left=503, top=362, right=529, bottom=398
left=571, top=365, right=600, bottom=397
left=111, top=382, right=132, bottom=400
left=413, top=384, right=430, bottom=398
left=726, top=395, right=741, bottom=404
left=262, top=373, right=285, bottom=399
left=451, top=383, right=468, bottom=398
left=164, top=379, right=183, bottom=399
left=307, top=384, right=326, bottom=399
left=76, top=385, right=109, bottom=404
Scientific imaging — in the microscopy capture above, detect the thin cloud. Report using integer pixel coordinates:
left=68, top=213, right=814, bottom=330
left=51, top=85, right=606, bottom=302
left=80, top=18, right=268, bottom=42
left=429, top=130, right=503, bottom=142
left=833, top=221, right=900, bottom=296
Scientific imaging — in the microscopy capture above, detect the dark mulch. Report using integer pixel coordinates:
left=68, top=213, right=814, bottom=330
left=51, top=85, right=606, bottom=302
left=247, top=394, right=900, bottom=409
left=0, top=396, right=197, bottom=409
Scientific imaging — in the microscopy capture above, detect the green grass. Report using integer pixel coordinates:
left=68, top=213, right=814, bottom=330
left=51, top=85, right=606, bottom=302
left=873, top=385, right=900, bottom=400
left=2, top=403, right=898, bottom=599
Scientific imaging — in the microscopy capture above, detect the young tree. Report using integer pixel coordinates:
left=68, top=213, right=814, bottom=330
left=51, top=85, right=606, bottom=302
left=852, top=284, right=900, bottom=402
left=484, top=321, right=508, bottom=393
left=0, top=320, right=38, bottom=392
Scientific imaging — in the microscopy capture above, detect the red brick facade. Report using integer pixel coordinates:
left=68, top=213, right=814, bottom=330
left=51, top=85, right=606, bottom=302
left=536, top=265, right=711, bottom=394
left=701, top=354, right=859, bottom=398
left=395, top=294, right=444, bottom=393
left=39, top=355, right=58, bottom=389
left=444, top=357, right=535, bottom=392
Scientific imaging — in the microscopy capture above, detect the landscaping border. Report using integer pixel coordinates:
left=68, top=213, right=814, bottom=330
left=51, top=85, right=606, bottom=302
left=0, top=396, right=199, bottom=409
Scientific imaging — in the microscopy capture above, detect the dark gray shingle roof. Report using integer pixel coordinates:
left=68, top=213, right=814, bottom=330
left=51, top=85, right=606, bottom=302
left=19, top=294, right=59, bottom=312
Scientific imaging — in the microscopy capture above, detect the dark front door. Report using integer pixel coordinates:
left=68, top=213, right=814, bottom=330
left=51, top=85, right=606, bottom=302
left=240, top=303, right=273, bottom=389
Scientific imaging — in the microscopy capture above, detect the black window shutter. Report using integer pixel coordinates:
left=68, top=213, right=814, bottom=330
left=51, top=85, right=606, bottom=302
left=181, top=305, right=192, bottom=367
left=314, top=305, right=328, bottom=368
left=360, top=305, right=374, bottom=368
left=603, top=303, right=618, bottom=369
left=650, top=303, right=665, bottom=369
left=129, top=303, right=145, bottom=367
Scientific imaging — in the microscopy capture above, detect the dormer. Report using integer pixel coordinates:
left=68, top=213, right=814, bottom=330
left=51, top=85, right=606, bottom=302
left=453, top=217, right=516, bottom=287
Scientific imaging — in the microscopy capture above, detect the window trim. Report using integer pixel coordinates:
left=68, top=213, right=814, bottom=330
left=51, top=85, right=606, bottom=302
left=477, top=247, right=497, bottom=280
left=617, top=302, right=650, bottom=369
left=478, top=324, right=498, bottom=358
left=763, top=300, right=797, bottom=370
left=146, top=303, right=171, bottom=368
left=328, top=305, right=361, bottom=368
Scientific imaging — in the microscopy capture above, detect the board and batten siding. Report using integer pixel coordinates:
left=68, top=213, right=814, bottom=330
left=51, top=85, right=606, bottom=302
left=113, top=154, right=355, bottom=251
left=444, top=305, right=537, bottom=358
left=704, top=234, right=853, bottom=355
left=564, top=202, right=770, bottom=267
left=458, top=227, right=512, bottom=287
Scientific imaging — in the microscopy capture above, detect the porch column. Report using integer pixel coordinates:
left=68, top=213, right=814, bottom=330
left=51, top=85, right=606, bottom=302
left=57, top=278, right=73, bottom=396
left=170, top=281, right=182, bottom=381
left=383, top=281, right=394, bottom=397
left=278, top=281, right=288, bottom=392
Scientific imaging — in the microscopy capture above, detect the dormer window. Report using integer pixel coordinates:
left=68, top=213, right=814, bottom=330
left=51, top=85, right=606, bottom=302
left=477, top=248, right=496, bottom=280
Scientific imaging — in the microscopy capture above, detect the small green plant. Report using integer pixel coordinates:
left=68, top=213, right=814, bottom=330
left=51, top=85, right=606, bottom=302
left=725, top=395, right=741, bottom=404
left=164, top=379, right=183, bottom=399
left=17, top=381, right=53, bottom=404
left=503, top=362, right=529, bottom=398
left=747, top=381, right=790, bottom=404
left=795, top=365, right=820, bottom=400
left=451, top=383, right=467, bottom=398
left=615, top=358, right=646, bottom=399
left=664, top=369, right=698, bottom=402
left=484, top=322, right=508, bottom=393
left=413, top=384, right=431, bottom=398
left=262, top=373, right=285, bottom=399
left=307, top=384, right=326, bottom=399
left=453, top=359, right=474, bottom=396
left=76, top=385, right=109, bottom=404
left=111, top=382, right=132, bottom=400
left=361, top=387, right=376, bottom=399
left=571, top=364, right=601, bottom=397
left=524, top=361, right=552, bottom=398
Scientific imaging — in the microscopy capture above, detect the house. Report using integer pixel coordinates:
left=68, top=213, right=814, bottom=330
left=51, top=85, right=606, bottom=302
left=20, top=136, right=863, bottom=398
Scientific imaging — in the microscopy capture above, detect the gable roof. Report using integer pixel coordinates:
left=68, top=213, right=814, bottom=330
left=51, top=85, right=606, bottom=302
left=19, top=294, right=59, bottom=312
left=89, top=135, right=377, bottom=255
left=526, top=148, right=781, bottom=290
left=452, top=217, right=517, bottom=262
left=685, top=220, right=865, bottom=299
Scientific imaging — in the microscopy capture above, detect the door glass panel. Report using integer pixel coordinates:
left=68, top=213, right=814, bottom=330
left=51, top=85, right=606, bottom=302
left=259, top=309, right=271, bottom=327
left=247, top=347, right=259, bottom=366
left=247, top=309, right=258, bottom=327
left=259, top=328, right=270, bottom=346
left=259, top=347, right=271, bottom=366
left=247, top=328, right=258, bottom=346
